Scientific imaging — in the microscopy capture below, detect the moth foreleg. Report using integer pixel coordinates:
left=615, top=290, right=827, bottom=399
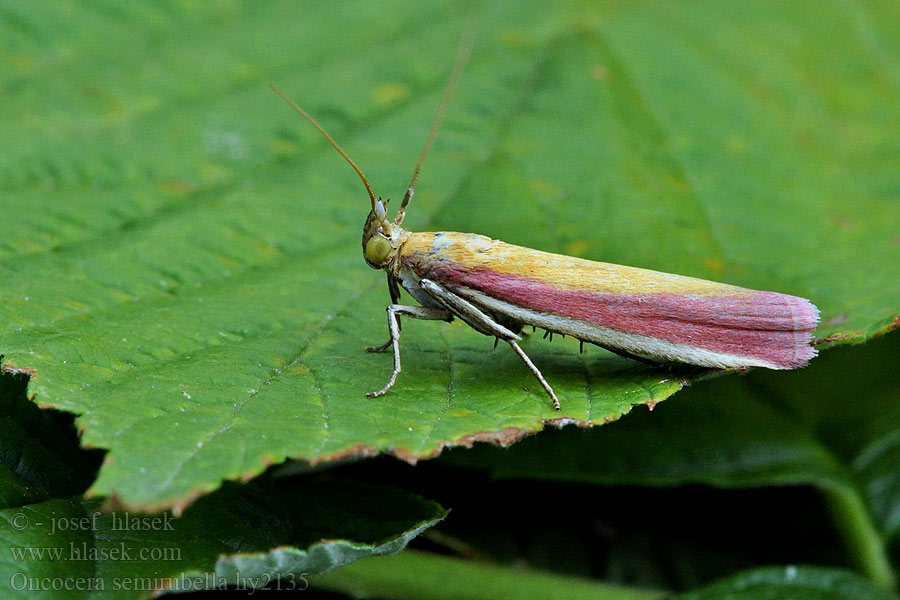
left=365, top=304, right=451, bottom=399
left=367, top=275, right=406, bottom=352
left=418, top=279, right=561, bottom=411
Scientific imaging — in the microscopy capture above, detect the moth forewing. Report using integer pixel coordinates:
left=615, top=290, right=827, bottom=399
left=397, top=232, right=819, bottom=374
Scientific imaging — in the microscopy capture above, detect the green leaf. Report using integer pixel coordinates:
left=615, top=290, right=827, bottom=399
left=313, top=548, right=664, bottom=600
left=1, top=2, right=898, bottom=511
left=312, top=550, right=890, bottom=600
left=667, top=566, right=895, bottom=600
left=1, top=371, right=446, bottom=599
left=1, top=481, right=446, bottom=598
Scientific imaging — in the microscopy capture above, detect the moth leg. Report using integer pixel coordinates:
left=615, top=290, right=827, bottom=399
left=508, top=339, right=561, bottom=411
left=418, top=279, right=561, bottom=411
left=365, top=338, right=393, bottom=353
left=367, top=274, right=406, bottom=352
left=366, top=304, right=452, bottom=398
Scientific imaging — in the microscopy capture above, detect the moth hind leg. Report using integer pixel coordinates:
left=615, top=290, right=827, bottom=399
left=508, top=340, right=561, bottom=411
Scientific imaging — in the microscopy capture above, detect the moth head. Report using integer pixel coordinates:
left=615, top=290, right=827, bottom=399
left=271, top=49, right=467, bottom=270
left=362, top=198, right=396, bottom=269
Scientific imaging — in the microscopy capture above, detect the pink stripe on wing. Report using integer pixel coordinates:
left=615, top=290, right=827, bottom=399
left=423, top=262, right=818, bottom=368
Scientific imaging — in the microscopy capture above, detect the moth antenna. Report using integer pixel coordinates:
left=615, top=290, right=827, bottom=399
left=270, top=84, right=378, bottom=211
left=395, top=12, right=477, bottom=225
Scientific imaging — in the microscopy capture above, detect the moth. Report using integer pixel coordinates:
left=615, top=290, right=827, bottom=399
left=272, top=32, right=818, bottom=412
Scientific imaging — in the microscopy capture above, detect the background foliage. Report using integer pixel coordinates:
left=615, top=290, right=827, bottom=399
left=1, top=1, right=898, bottom=598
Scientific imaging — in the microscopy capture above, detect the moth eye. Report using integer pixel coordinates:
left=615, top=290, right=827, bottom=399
left=365, top=235, right=392, bottom=265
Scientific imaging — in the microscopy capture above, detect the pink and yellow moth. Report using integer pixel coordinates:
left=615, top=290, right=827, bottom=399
left=272, top=30, right=818, bottom=412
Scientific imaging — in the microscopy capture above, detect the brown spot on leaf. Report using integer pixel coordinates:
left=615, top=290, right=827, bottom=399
left=394, top=414, right=605, bottom=465
left=815, top=330, right=861, bottom=344
left=830, top=214, right=856, bottom=232
left=545, top=417, right=594, bottom=429
left=392, top=426, right=539, bottom=465
left=308, top=443, right=378, bottom=466
left=157, top=180, right=197, bottom=195
left=699, top=257, right=725, bottom=274
left=591, top=64, right=610, bottom=81
left=96, top=487, right=210, bottom=518
left=257, top=454, right=279, bottom=468
left=1, top=362, right=37, bottom=378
